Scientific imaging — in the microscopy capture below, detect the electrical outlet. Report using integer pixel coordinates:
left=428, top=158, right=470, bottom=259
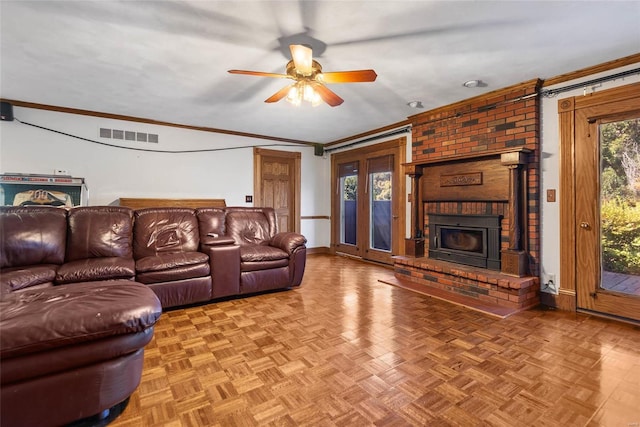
left=543, top=273, right=556, bottom=292
left=54, top=169, right=69, bottom=175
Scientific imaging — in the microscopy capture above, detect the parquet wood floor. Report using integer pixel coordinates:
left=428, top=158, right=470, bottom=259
left=110, top=254, right=640, bottom=426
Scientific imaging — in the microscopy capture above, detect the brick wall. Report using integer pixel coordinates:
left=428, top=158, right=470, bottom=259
left=409, top=79, right=541, bottom=275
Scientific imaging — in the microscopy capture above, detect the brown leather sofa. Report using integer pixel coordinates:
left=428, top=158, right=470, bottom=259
left=133, top=207, right=213, bottom=307
left=0, top=280, right=161, bottom=427
left=0, top=205, right=307, bottom=306
left=0, top=204, right=306, bottom=425
left=0, top=206, right=161, bottom=426
left=196, top=207, right=307, bottom=298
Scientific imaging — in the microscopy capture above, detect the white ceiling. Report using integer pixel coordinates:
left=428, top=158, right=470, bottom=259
left=1, top=1, right=639, bottom=144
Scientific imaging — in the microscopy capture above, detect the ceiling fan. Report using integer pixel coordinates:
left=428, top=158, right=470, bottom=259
left=228, top=44, right=377, bottom=107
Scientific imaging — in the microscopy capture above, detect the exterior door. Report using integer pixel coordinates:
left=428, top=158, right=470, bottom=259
left=331, top=139, right=405, bottom=265
left=364, top=154, right=396, bottom=264
left=254, top=148, right=301, bottom=233
left=335, top=159, right=360, bottom=257
left=573, top=86, right=640, bottom=321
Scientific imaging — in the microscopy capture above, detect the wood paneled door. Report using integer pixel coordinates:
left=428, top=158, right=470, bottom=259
left=254, top=148, right=301, bottom=233
left=331, top=139, right=405, bottom=265
left=559, top=82, right=640, bottom=322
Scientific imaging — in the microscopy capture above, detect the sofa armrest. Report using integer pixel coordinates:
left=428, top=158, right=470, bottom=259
left=201, top=244, right=241, bottom=298
left=270, top=232, right=307, bottom=255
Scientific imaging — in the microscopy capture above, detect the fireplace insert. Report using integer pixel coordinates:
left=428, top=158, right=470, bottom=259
left=428, top=214, right=502, bottom=270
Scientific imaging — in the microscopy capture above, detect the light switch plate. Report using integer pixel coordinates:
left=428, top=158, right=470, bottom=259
left=547, top=189, right=556, bottom=202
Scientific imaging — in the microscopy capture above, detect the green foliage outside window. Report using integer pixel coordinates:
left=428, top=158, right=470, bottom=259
left=343, top=176, right=357, bottom=201
left=600, top=118, right=640, bottom=275
left=372, top=172, right=391, bottom=201
left=343, top=173, right=392, bottom=201
left=601, top=199, right=640, bottom=275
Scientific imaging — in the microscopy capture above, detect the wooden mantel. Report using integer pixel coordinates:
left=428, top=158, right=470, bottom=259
left=402, top=147, right=532, bottom=169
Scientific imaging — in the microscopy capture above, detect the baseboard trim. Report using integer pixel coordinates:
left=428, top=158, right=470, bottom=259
left=306, top=247, right=330, bottom=255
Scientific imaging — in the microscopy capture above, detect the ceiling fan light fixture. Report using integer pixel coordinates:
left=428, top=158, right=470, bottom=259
left=286, top=84, right=302, bottom=106
left=286, top=81, right=322, bottom=107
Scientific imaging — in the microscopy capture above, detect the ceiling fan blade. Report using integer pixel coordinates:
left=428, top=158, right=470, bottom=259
left=320, top=70, right=378, bottom=84
left=289, top=44, right=313, bottom=75
left=312, top=83, right=344, bottom=107
left=265, top=84, right=294, bottom=103
left=228, top=70, right=289, bottom=78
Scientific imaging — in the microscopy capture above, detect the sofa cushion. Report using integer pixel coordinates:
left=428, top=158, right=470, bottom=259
left=135, top=252, right=210, bottom=284
left=66, top=206, right=134, bottom=261
left=0, top=280, right=161, bottom=360
left=55, top=257, right=136, bottom=284
left=241, top=259, right=290, bottom=272
left=136, top=252, right=209, bottom=273
left=240, top=245, right=289, bottom=263
left=0, top=265, right=57, bottom=293
left=133, top=208, right=200, bottom=259
left=0, top=206, right=67, bottom=268
left=226, top=210, right=274, bottom=246
left=195, top=208, right=226, bottom=241
left=136, top=263, right=211, bottom=284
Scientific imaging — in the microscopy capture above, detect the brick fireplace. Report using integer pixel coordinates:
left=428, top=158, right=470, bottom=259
left=393, top=79, right=542, bottom=315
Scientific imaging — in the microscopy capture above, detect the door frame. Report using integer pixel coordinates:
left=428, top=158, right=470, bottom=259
left=558, top=82, right=640, bottom=319
left=253, top=147, right=301, bottom=233
left=330, top=138, right=406, bottom=264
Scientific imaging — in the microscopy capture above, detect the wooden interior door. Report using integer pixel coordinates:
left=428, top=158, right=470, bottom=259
left=254, top=148, right=301, bottom=233
left=572, top=85, right=640, bottom=321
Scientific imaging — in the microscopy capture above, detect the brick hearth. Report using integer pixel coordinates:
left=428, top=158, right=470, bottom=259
left=393, top=256, right=539, bottom=314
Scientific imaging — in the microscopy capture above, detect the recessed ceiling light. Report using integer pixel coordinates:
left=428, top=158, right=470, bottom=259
left=463, top=80, right=486, bottom=88
left=407, top=101, right=423, bottom=108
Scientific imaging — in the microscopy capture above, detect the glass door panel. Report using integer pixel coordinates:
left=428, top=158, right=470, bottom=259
left=364, top=154, right=395, bottom=264
left=341, top=174, right=358, bottom=246
left=334, top=160, right=360, bottom=257
left=369, top=171, right=392, bottom=252
left=599, top=118, right=640, bottom=297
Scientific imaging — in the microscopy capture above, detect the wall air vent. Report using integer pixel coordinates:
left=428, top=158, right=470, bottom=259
left=99, top=127, right=158, bottom=144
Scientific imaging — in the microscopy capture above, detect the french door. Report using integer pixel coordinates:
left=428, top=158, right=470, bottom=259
left=564, top=83, right=640, bottom=322
left=331, top=139, right=405, bottom=265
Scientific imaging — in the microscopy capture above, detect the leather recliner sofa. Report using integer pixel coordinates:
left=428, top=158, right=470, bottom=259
left=0, top=204, right=306, bottom=426
left=0, top=204, right=307, bottom=306
left=0, top=206, right=161, bottom=427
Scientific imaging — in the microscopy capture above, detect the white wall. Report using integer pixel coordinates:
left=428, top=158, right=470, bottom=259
left=539, top=63, right=640, bottom=294
left=0, top=106, right=331, bottom=248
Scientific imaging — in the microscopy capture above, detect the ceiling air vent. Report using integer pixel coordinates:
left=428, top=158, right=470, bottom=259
left=99, top=127, right=158, bottom=143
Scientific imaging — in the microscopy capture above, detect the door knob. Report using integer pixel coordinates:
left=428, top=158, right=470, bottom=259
left=580, top=222, right=590, bottom=229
